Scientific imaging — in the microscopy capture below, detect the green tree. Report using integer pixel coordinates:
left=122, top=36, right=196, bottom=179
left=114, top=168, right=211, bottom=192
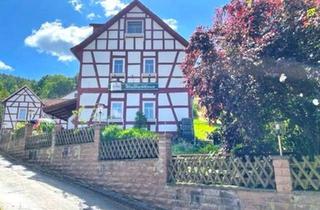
left=182, top=0, right=320, bottom=156
left=0, top=73, right=36, bottom=93
left=36, top=75, right=76, bottom=99
left=0, top=73, right=76, bottom=128
left=134, top=111, right=147, bottom=129
left=0, top=83, right=9, bottom=125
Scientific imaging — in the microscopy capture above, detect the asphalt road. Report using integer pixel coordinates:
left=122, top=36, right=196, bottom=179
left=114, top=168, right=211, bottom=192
left=0, top=154, right=133, bottom=210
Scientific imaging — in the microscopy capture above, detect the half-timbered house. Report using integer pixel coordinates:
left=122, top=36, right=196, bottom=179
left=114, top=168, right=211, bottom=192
left=71, top=0, right=192, bottom=132
left=1, top=86, right=44, bottom=129
left=0, top=86, right=75, bottom=130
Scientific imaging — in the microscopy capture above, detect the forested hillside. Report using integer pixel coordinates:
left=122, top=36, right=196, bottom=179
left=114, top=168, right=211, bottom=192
left=0, top=74, right=36, bottom=100
left=0, top=73, right=77, bottom=123
left=0, top=74, right=76, bottom=100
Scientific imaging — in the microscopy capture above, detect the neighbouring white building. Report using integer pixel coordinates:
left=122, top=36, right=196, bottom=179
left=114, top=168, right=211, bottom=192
left=0, top=86, right=74, bottom=130
left=1, top=86, right=44, bottom=129
left=70, top=0, right=192, bottom=132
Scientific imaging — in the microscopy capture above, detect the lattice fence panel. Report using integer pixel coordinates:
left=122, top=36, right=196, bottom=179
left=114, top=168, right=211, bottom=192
left=55, top=127, right=95, bottom=146
left=290, top=156, right=320, bottom=191
left=26, top=133, right=52, bottom=150
left=0, top=130, right=11, bottom=147
left=99, top=138, right=159, bottom=160
left=168, top=155, right=275, bottom=189
left=0, top=130, right=10, bottom=141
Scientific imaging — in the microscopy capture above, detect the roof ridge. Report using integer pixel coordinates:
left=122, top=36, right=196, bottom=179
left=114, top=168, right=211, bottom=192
left=1, top=85, right=42, bottom=104
left=71, top=0, right=188, bottom=60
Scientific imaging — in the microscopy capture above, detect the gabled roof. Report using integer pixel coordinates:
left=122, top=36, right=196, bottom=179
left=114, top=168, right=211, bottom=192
left=61, top=90, right=77, bottom=99
left=71, top=0, right=189, bottom=60
left=43, top=98, right=77, bottom=121
left=1, top=85, right=43, bottom=104
left=43, top=99, right=70, bottom=107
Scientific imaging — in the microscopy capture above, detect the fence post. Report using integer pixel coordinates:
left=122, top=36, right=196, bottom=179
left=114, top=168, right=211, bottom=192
left=50, top=126, right=61, bottom=163
left=0, top=130, right=10, bottom=152
left=24, top=123, right=33, bottom=138
left=94, top=125, right=101, bottom=160
left=272, top=156, right=293, bottom=193
left=158, top=134, right=172, bottom=184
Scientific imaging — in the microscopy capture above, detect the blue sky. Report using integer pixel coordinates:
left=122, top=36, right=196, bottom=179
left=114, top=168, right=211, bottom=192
left=0, top=0, right=227, bottom=80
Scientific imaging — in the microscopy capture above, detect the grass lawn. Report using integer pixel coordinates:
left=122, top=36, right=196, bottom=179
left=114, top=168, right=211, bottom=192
left=193, top=119, right=218, bottom=140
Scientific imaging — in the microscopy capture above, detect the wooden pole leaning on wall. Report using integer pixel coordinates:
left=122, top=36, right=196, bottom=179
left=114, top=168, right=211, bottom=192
left=93, top=123, right=102, bottom=160
left=272, top=156, right=293, bottom=193
left=23, top=123, right=34, bottom=159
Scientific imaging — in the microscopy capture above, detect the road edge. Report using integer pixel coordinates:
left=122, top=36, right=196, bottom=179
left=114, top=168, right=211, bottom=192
left=0, top=151, right=165, bottom=210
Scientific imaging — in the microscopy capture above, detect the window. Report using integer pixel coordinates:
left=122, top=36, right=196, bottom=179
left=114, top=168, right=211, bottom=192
left=113, top=59, right=124, bottom=74
left=111, top=102, right=123, bottom=119
left=127, top=20, right=143, bottom=34
left=143, top=102, right=155, bottom=120
left=144, top=59, right=155, bottom=74
left=18, top=108, right=27, bottom=121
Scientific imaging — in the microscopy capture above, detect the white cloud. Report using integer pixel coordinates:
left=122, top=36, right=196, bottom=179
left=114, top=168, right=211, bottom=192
left=0, top=61, right=13, bottom=71
left=69, top=0, right=83, bottom=12
left=87, top=12, right=101, bottom=20
left=96, top=0, right=127, bottom=17
left=163, top=18, right=178, bottom=31
left=25, top=20, right=92, bottom=62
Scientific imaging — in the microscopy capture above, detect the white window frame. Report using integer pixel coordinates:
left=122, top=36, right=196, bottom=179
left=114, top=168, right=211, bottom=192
left=143, top=101, right=155, bottom=122
left=17, top=108, right=27, bottom=121
left=112, top=58, right=125, bottom=77
left=126, top=20, right=144, bottom=37
left=143, top=58, right=156, bottom=75
left=110, top=102, right=124, bottom=122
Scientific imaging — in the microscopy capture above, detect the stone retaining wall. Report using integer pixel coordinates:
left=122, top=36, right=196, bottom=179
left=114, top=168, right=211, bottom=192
left=1, top=125, right=320, bottom=210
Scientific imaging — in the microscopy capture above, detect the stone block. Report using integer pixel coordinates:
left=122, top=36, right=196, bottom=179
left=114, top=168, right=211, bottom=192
left=276, top=184, right=292, bottom=193
left=275, top=176, right=291, bottom=185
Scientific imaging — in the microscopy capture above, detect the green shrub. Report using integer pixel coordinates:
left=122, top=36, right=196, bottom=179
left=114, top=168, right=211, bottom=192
left=39, top=121, right=55, bottom=133
left=119, top=128, right=157, bottom=139
left=15, top=122, right=26, bottom=130
left=172, top=138, right=220, bottom=155
left=101, top=125, right=123, bottom=140
left=32, top=119, right=56, bottom=135
left=101, top=125, right=157, bottom=141
left=198, top=144, right=219, bottom=154
left=12, top=122, right=26, bottom=139
left=172, top=142, right=200, bottom=155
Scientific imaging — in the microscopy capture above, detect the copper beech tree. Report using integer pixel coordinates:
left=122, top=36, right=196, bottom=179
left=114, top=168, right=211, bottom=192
left=182, top=0, right=320, bottom=156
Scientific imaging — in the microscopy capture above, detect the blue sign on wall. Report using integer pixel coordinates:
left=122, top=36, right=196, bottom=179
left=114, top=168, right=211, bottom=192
left=124, top=82, right=158, bottom=91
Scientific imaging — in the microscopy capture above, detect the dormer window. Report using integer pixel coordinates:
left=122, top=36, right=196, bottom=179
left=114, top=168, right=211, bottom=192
left=126, top=20, right=143, bottom=36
